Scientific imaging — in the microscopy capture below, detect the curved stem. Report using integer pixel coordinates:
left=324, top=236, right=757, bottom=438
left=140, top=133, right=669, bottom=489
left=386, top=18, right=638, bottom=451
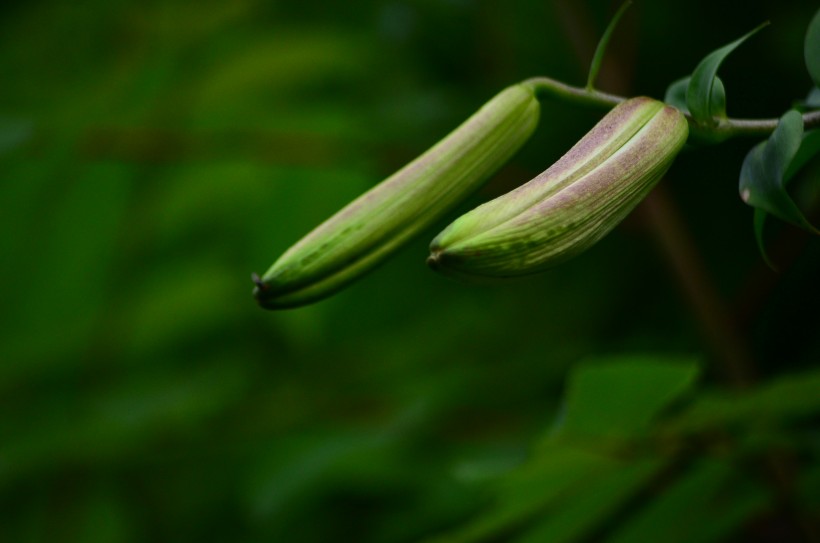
left=711, top=113, right=820, bottom=138
left=523, top=76, right=820, bottom=142
left=524, top=76, right=625, bottom=109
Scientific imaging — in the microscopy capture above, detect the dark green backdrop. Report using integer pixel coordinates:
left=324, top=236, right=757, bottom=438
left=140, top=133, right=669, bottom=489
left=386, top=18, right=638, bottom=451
left=1, top=1, right=818, bottom=541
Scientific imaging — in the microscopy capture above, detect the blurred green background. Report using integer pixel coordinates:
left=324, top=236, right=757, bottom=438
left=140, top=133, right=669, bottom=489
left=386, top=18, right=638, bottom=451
left=2, top=1, right=819, bottom=541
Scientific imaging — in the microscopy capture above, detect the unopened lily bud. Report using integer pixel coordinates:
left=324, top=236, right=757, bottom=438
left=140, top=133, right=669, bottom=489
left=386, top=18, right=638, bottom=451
left=254, top=83, right=541, bottom=309
left=428, top=97, right=688, bottom=278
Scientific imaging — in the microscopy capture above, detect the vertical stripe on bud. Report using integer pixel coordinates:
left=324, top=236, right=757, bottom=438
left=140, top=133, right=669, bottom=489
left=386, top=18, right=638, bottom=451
left=255, top=83, right=540, bottom=309
left=428, top=97, right=688, bottom=278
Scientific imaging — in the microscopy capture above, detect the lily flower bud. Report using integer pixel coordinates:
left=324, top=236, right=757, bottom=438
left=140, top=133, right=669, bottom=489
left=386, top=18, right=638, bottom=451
left=254, top=83, right=541, bottom=309
left=428, top=97, right=688, bottom=278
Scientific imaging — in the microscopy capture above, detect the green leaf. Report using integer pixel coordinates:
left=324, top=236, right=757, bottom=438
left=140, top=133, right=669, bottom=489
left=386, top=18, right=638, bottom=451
left=806, top=8, right=820, bottom=88
left=664, top=78, right=689, bottom=112
left=424, top=446, right=620, bottom=543
left=806, top=87, right=820, bottom=108
left=586, top=1, right=632, bottom=91
left=752, top=208, right=774, bottom=269
left=665, top=368, right=820, bottom=433
left=664, top=76, right=725, bottom=117
left=739, top=110, right=819, bottom=234
left=605, top=460, right=769, bottom=543
left=551, top=355, right=700, bottom=440
left=687, top=22, right=768, bottom=125
left=515, top=459, right=662, bottom=543
left=784, top=129, right=820, bottom=182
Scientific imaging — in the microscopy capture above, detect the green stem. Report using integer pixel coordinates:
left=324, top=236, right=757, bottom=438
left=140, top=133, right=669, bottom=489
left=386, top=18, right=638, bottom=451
left=524, top=76, right=820, bottom=142
left=525, top=76, right=625, bottom=109
left=708, top=114, right=820, bottom=139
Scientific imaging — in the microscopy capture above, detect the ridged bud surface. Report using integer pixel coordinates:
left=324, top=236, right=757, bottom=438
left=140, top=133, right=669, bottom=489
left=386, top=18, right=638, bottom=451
left=428, top=97, right=688, bottom=278
left=255, top=83, right=540, bottom=308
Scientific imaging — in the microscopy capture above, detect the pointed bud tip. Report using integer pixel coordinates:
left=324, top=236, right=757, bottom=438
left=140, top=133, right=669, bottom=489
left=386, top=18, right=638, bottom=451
left=251, top=272, right=267, bottom=289
left=252, top=272, right=276, bottom=308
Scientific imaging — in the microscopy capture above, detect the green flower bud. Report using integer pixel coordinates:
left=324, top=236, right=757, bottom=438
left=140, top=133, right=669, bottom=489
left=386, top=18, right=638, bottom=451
left=428, top=97, right=688, bottom=278
left=254, top=83, right=541, bottom=309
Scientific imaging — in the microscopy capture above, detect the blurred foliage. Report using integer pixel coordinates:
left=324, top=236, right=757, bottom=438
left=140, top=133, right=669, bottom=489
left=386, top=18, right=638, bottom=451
left=1, top=1, right=819, bottom=542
